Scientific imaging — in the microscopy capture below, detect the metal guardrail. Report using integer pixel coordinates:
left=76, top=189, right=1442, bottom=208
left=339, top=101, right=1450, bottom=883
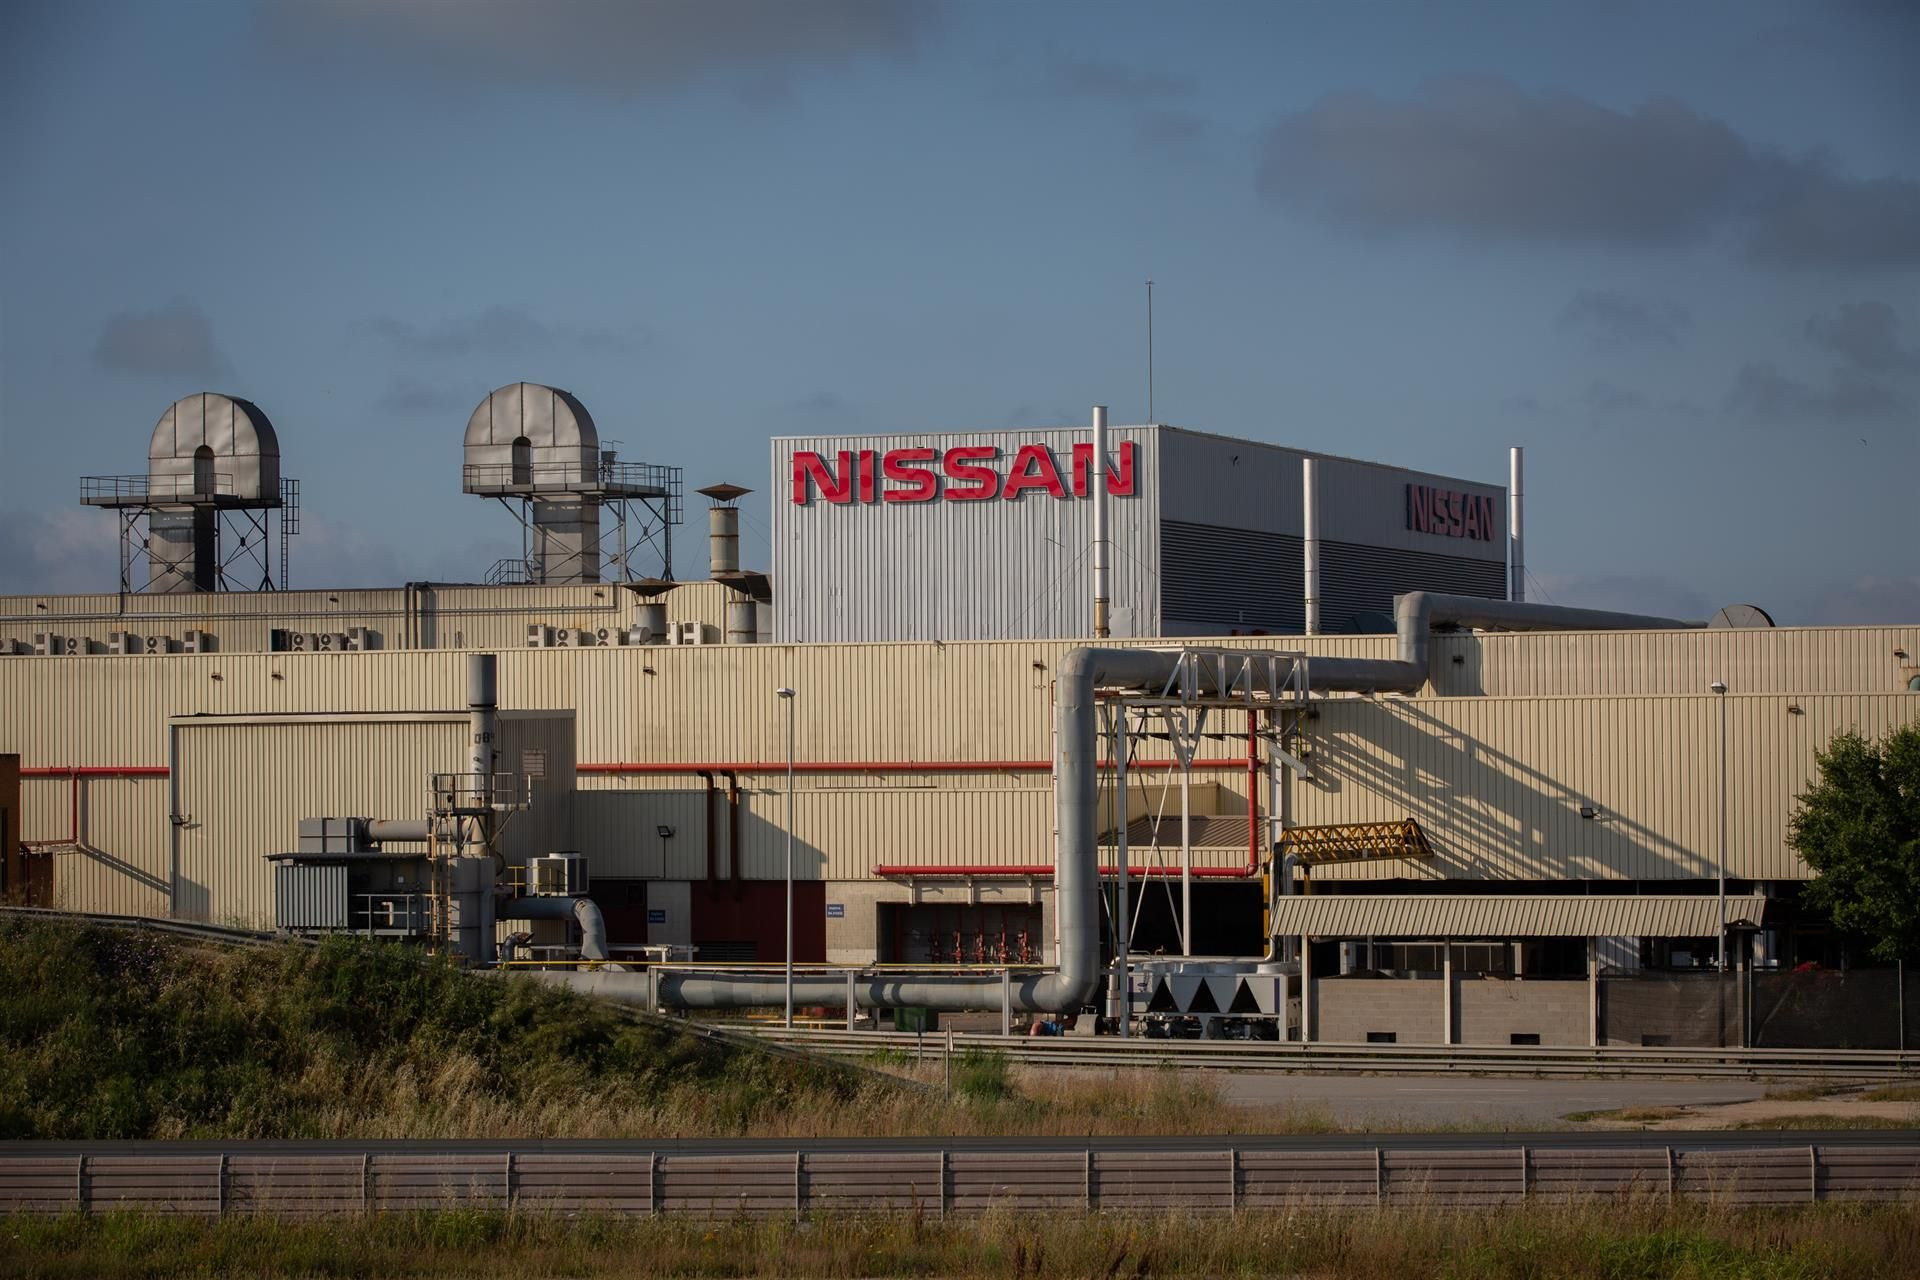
left=735, top=1027, right=1920, bottom=1080
left=0, top=906, right=297, bottom=950
left=2, top=1143, right=1916, bottom=1217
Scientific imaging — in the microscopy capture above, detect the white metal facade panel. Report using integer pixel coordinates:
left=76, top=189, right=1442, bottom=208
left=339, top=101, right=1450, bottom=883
left=770, top=427, right=1161, bottom=643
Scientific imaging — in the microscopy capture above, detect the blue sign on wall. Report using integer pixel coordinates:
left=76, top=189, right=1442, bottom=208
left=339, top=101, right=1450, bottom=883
left=825, top=903, right=845, bottom=918
left=647, top=909, right=667, bottom=925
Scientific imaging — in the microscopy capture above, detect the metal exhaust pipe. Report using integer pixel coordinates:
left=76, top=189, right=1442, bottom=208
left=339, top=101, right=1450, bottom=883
left=1092, top=406, right=1111, bottom=639
left=1509, top=446, right=1525, bottom=603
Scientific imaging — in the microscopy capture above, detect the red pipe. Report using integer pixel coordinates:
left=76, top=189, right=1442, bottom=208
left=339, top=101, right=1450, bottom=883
left=874, top=863, right=1255, bottom=878
left=580, top=758, right=1249, bottom=775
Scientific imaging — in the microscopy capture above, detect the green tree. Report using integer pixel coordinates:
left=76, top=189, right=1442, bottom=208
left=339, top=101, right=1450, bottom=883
left=1788, top=724, right=1920, bottom=962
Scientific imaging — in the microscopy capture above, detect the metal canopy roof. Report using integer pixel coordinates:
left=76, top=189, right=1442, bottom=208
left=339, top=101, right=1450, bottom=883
left=1269, top=894, right=1769, bottom=940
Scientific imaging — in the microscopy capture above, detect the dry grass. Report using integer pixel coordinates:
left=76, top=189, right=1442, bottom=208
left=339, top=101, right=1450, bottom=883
left=1730, top=1114, right=1917, bottom=1131
left=1765, top=1081, right=1848, bottom=1102
left=1861, top=1083, right=1920, bottom=1103
left=1565, top=1106, right=1690, bottom=1125
left=7, top=1201, right=1920, bottom=1279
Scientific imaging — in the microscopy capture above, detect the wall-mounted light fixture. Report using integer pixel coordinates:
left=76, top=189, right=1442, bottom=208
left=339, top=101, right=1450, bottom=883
left=210, top=672, right=223, bottom=681
left=1897, top=649, right=1910, bottom=660
left=1579, top=805, right=1599, bottom=820
left=1787, top=702, right=1804, bottom=715
left=270, top=671, right=284, bottom=681
left=655, top=824, right=675, bottom=839
left=1451, top=654, right=1466, bottom=665
left=642, top=665, right=656, bottom=676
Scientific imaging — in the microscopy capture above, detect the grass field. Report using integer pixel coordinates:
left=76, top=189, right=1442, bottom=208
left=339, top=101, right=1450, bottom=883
left=6, top=1203, right=1920, bottom=1278
left=0, top=918, right=1343, bottom=1141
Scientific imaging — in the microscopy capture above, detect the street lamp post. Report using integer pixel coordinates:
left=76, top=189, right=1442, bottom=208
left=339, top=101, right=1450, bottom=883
left=776, top=686, right=797, bottom=1029
left=1710, top=680, right=1728, bottom=972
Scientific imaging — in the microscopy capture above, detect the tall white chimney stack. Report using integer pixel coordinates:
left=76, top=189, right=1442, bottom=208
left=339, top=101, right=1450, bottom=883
left=1091, top=406, right=1111, bottom=639
left=1509, top=446, right=1525, bottom=603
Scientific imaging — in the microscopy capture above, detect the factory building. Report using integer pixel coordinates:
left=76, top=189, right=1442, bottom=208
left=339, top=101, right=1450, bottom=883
left=4, top=387, right=1918, bottom=1048
left=772, top=424, right=1508, bottom=642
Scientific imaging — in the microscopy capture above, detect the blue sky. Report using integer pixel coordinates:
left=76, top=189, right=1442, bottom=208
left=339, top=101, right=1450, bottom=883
left=2, top=0, right=1915, bottom=623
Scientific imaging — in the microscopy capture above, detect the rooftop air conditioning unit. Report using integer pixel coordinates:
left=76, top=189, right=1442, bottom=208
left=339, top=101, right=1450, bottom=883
left=343, top=627, right=368, bottom=651
left=592, top=627, right=625, bottom=647
left=144, top=634, right=168, bottom=654
left=552, top=627, right=576, bottom=647
left=527, top=851, right=589, bottom=897
left=670, top=621, right=707, bottom=646
left=181, top=630, right=211, bottom=653
left=108, top=631, right=138, bottom=655
left=526, top=624, right=554, bottom=648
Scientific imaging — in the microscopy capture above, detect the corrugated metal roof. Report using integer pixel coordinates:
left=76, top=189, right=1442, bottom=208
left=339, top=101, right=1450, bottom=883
left=1269, top=894, right=1769, bottom=939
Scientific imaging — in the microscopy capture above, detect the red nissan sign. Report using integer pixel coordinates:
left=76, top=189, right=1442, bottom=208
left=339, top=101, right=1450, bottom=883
left=791, top=442, right=1139, bottom=505
left=1406, top=484, right=1497, bottom=542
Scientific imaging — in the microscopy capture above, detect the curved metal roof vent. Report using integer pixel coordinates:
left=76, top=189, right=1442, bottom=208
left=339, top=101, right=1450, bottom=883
left=149, top=392, right=281, bottom=501
left=461, top=382, right=682, bottom=587
left=82, top=392, right=299, bottom=594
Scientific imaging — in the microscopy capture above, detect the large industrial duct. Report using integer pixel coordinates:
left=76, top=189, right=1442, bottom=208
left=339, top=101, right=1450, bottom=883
left=502, top=896, right=609, bottom=963
left=539, top=592, right=1704, bottom=1014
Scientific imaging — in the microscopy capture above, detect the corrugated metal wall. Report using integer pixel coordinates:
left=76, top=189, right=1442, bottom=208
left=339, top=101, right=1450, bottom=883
left=2, top=625, right=1916, bottom=923
left=770, top=427, right=1162, bottom=642
left=1298, top=692, right=1920, bottom=884
left=169, top=712, right=568, bottom=925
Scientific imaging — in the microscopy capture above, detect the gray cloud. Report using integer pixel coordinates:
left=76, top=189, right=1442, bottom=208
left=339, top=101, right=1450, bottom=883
left=376, top=377, right=465, bottom=415
left=269, top=0, right=935, bottom=97
left=0, top=509, right=118, bottom=594
left=788, top=391, right=850, bottom=416
left=1256, top=76, right=1920, bottom=271
left=1135, top=109, right=1210, bottom=157
left=1804, top=576, right=1920, bottom=626
left=366, top=306, right=643, bottom=359
left=1725, top=361, right=1906, bottom=424
left=1529, top=572, right=1710, bottom=622
left=1578, top=379, right=1650, bottom=417
left=1558, top=289, right=1692, bottom=349
left=1047, top=54, right=1191, bottom=102
left=1748, top=176, right=1920, bottom=271
left=1806, top=301, right=1919, bottom=374
left=93, top=300, right=226, bottom=378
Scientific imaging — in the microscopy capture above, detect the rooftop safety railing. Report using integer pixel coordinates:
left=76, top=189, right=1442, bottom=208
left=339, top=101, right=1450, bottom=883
left=80, top=473, right=238, bottom=504
left=461, top=459, right=677, bottom=495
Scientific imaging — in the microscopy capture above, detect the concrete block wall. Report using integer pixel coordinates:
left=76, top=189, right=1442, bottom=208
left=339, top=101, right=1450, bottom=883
left=1312, top=976, right=1442, bottom=1044
left=1455, top=977, right=1588, bottom=1045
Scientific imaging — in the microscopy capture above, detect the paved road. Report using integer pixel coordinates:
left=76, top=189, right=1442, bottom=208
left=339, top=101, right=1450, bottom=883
left=7, top=1130, right=1916, bottom=1157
